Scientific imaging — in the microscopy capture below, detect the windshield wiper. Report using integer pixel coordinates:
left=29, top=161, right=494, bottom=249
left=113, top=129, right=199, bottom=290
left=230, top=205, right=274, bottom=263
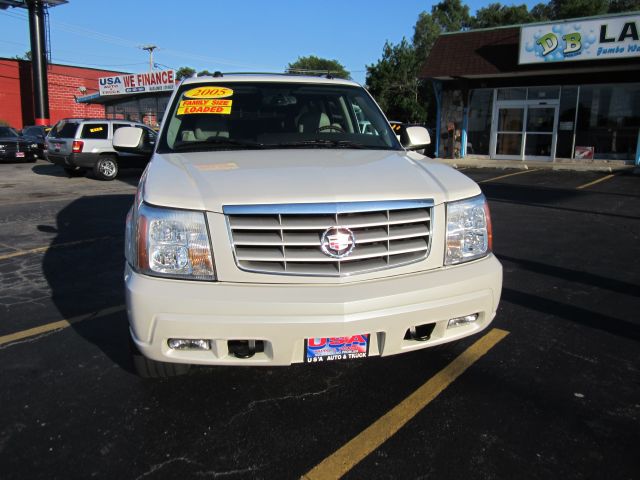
left=268, top=139, right=376, bottom=149
left=172, top=138, right=264, bottom=151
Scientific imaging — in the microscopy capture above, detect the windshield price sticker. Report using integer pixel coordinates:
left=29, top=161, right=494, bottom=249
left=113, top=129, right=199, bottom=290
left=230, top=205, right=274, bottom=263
left=177, top=99, right=232, bottom=115
left=183, top=86, right=233, bottom=99
left=305, top=334, right=370, bottom=363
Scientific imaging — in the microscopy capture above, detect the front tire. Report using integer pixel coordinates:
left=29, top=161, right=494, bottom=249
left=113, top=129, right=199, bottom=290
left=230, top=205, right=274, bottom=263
left=94, top=155, right=118, bottom=181
left=129, top=336, right=190, bottom=378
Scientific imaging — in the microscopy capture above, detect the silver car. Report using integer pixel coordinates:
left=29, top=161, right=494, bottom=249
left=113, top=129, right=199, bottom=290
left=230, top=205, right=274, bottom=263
left=45, top=118, right=157, bottom=180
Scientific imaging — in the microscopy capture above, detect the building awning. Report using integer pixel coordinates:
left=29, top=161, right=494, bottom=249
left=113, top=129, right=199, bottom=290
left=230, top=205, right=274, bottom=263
left=420, top=21, right=640, bottom=81
left=75, top=91, right=172, bottom=105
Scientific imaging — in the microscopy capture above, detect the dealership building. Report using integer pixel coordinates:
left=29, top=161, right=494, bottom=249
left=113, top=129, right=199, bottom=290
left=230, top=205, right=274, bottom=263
left=421, top=12, right=640, bottom=166
left=0, top=58, right=174, bottom=130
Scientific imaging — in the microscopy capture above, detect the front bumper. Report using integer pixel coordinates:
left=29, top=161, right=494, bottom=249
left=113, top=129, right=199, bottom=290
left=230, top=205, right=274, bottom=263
left=0, top=150, right=36, bottom=162
left=126, top=255, right=503, bottom=366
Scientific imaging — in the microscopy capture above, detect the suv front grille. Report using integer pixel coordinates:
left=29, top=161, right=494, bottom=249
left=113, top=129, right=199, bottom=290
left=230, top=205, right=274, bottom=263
left=224, top=200, right=433, bottom=276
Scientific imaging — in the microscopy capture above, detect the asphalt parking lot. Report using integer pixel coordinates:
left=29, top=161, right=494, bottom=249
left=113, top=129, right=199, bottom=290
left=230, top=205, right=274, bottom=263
left=0, top=160, right=638, bottom=480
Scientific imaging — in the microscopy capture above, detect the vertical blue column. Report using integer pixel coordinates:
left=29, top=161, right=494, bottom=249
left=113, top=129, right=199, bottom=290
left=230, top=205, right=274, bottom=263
left=431, top=80, right=443, bottom=158
left=636, top=128, right=640, bottom=166
left=461, top=106, right=469, bottom=158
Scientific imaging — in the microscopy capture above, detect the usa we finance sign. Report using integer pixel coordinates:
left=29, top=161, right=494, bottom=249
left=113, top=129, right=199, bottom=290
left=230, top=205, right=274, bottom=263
left=98, top=70, right=176, bottom=96
left=519, top=14, right=640, bottom=64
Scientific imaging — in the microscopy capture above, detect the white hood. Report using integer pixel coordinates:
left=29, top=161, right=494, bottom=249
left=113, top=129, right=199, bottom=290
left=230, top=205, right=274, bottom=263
left=142, top=149, right=481, bottom=212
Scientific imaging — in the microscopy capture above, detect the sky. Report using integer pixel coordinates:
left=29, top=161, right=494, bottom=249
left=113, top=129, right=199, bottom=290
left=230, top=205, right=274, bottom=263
left=0, top=0, right=539, bottom=85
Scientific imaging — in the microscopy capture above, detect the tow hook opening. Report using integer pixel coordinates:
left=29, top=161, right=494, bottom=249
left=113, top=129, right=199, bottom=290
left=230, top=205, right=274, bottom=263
left=404, top=323, right=436, bottom=342
left=228, top=340, right=265, bottom=359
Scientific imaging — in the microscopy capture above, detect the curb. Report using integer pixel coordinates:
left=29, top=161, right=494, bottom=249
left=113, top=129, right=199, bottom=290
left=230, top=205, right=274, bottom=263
left=433, top=158, right=636, bottom=173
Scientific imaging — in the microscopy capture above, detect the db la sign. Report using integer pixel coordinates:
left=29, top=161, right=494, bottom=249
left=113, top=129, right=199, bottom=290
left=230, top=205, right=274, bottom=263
left=519, top=13, right=640, bottom=64
left=183, top=86, right=233, bottom=99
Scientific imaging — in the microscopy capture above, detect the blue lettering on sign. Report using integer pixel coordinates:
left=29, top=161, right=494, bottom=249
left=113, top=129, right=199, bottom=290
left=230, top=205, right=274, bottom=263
left=99, top=77, right=122, bottom=86
left=597, top=45, right=627, bottom=56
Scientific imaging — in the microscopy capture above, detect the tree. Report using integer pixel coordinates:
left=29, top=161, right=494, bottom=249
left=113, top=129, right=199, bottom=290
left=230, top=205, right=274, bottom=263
left=287, top=55, right=350, bottom=79
left=175, top=66, right=195, bottom=81
left=13, top=50, right=32, bottom=61
left=413, top=12, right=442, bottom=63
left=366, top=39, right=429, bottom=123
left=413, top=0, right=471, bottom=66
left=471, top=3, right=535, bottom=28
left=431, top=0, right=471, bottom=32
left=547, top=0, right=609, bottom=19
left=530, top=2, right=553, bottom=21
left=609, top=0, right=640, bottom=12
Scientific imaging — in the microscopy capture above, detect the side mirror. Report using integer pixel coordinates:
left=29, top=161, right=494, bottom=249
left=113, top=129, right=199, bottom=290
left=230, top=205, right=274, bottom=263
left=402, top=126, right=431, bottom=151
left=113, top=127, right=152, bottom=154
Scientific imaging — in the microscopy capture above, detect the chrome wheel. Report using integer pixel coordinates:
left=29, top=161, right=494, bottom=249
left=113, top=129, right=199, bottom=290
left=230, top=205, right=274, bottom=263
left=99, top=159, right=116, bottom=177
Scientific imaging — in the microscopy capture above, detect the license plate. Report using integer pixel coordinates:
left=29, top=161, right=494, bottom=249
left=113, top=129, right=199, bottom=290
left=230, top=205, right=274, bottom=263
left=16, top=152, right=25, bottom=158
left=304, top=334, right=370, bottom=363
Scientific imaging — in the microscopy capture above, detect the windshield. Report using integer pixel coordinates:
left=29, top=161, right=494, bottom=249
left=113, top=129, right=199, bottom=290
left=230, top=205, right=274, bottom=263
left=157, top=81, right=401, bottom=153
left=49, top=121, right=79, bottom=139
left=0, top=127, right=19, bottom=138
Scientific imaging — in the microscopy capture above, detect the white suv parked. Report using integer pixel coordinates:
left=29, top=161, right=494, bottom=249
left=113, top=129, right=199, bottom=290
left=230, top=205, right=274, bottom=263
left=46, top=118, right=157, bottom=180
left=114, top=74, right=502, bottom=377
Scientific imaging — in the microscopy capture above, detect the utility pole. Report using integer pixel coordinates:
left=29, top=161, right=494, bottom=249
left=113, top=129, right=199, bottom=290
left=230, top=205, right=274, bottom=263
left=27, top=0, right=49, bottom=125
left=141, top=45, right=157, bottom=71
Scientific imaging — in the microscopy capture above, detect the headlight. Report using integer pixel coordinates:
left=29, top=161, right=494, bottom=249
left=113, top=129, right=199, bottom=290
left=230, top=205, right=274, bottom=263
left=126, top=202, right=215, bottom=280
left=30, top=143, right=38, bottom=149
left=445, top=194, right=492, bottom=265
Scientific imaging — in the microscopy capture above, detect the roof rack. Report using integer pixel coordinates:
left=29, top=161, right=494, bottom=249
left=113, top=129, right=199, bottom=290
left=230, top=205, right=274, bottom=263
left=195, top=71, right=340, bottom=79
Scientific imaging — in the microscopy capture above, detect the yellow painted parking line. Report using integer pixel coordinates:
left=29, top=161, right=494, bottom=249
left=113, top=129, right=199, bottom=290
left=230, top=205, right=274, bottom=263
left=576, top=174, right=615, bottom=190
left=478, top=169, right=538, bottom=183
left=301, top=328, right=510, bottom=480
left=0, top=236, right=117, bottom=261
left=0, top=305, right=126, bottom=347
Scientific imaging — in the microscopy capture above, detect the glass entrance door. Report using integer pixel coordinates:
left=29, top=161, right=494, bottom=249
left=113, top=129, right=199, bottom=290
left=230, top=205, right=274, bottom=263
left=491, top=103, right=558, bottom=160
left=524, top=106, right=556, bottom=160
left=495, top=107, right=524, bottom=157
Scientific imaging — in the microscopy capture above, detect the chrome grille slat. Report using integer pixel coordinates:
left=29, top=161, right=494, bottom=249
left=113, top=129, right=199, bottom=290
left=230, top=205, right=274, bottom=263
left=225, top=200, right=433, bottom=277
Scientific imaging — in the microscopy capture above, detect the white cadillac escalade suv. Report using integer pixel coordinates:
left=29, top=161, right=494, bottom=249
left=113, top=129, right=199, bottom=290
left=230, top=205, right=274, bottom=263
left=113, top=74, right=502, bottom=377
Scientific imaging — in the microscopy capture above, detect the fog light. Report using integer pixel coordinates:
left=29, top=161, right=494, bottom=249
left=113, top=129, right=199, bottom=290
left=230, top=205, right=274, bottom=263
left=168, top=338, right=211, bottom=350
left=447, top=313, right=479, bottom=328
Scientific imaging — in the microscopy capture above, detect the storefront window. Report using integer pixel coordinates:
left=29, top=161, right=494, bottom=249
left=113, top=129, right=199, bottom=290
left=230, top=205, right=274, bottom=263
left=497, top=88, right=526, bottom=101
left=467, top=89, right=493, bottom=155
left=528, top=87, right=560, bottom=100
left=556, top=86, right=578, bottom=158
left=575, top=84, right=640, bottom=160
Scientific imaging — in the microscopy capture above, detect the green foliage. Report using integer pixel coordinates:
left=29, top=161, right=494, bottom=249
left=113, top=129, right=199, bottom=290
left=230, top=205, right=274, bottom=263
left=287, top=55, right=350, bottom=79
left=366, top=39, right=429, bottom=123
left=175, top=66, right=196, bottom=81
left=13, top=51, right=32, bottom=61
left=430, top=0, right=471, bottom=31
left=548, top=0, right=609, bottom=19
left=412, top=12, right=443, bottom=63
left=471, top=3, right=535, bottom=28
left=609, top=0, right=640, bottom=12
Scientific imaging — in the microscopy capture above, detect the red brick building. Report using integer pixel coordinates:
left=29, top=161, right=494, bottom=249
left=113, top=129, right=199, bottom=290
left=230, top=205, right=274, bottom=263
left=0, top=57, right=124, bottom=129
